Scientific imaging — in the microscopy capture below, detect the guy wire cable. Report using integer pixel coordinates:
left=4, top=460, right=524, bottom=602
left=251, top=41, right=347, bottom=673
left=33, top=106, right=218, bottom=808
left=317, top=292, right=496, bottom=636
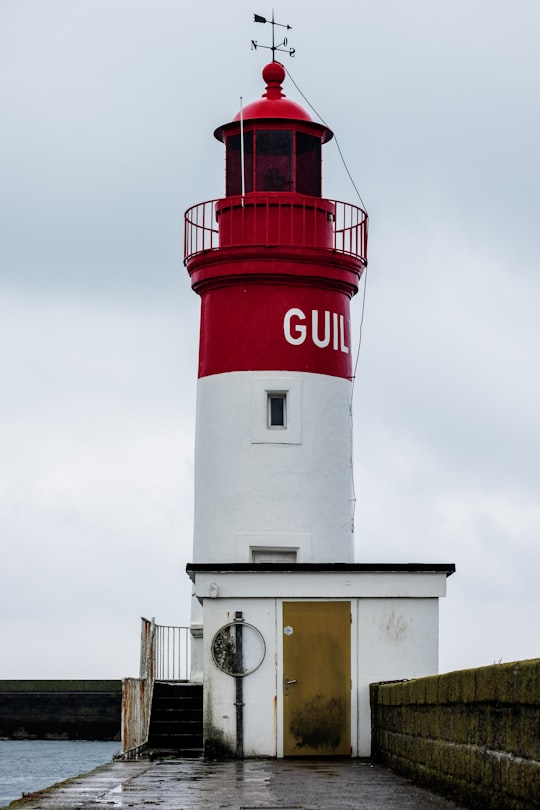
left=285, top=66, right=370, bottom=527
left=285, top=67, right=368, bottom=213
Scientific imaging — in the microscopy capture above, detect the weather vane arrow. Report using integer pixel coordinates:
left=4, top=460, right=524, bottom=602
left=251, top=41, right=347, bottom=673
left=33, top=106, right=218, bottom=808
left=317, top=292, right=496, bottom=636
left=251, top=11, right=295, bottom=60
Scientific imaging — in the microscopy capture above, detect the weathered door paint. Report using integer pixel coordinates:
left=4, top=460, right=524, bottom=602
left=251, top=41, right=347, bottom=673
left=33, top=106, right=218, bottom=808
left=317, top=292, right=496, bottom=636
left=283, top=601, right=351, bottom=756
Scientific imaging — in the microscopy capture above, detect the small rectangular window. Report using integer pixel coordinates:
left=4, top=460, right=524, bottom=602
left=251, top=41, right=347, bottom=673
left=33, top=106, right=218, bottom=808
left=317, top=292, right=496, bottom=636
left=268, top=393, right=286, bottom=428
left=251, top=548, right=298, bottom=563
left=251, top=378, right=301, bottom=444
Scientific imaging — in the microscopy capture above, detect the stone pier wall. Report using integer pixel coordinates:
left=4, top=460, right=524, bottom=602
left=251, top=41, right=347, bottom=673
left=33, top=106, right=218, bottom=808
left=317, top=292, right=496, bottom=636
left=370, top=659, right=539, bottom=810
left=0, top=680, right=122, bottom=740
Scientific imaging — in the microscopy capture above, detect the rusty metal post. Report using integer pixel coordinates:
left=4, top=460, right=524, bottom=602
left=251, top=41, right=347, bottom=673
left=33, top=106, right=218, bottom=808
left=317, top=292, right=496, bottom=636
left=234, top=611, right=244, bottom=759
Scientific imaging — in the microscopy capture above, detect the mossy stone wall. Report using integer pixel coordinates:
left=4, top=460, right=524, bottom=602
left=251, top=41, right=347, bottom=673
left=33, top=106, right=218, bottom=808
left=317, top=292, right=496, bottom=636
left=370, top=659, right=539, bottom=810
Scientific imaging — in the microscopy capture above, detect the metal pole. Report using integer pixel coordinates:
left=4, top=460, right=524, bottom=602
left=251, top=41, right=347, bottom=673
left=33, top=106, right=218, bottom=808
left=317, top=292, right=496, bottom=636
left=240, top=97, right=245, bottom=206
left=234, top=611, right=244, bottom=758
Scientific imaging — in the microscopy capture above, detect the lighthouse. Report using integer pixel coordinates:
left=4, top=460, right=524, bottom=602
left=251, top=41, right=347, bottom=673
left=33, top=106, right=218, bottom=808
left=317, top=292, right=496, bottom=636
left=185, top=60, right=366, bottom=569
left=184, top=59, right=453, bottom=759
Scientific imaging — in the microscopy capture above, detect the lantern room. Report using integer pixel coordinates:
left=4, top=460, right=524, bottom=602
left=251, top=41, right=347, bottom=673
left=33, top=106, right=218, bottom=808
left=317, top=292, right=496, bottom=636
left=215, top=61, right=332, bottom=198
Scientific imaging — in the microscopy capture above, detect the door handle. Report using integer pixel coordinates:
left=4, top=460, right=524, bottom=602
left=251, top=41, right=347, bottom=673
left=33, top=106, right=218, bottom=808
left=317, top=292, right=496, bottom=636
left=284, top=678, right=297, bottom=695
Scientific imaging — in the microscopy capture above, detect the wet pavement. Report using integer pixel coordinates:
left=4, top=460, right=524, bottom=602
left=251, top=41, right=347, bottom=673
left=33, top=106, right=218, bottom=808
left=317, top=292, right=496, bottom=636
left=8, top=757, right=466, bottom=809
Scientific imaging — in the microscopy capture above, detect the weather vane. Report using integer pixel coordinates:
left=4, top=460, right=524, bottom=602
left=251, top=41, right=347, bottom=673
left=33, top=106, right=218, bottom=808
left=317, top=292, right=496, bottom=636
left=251, top=12, right=295, bottom=60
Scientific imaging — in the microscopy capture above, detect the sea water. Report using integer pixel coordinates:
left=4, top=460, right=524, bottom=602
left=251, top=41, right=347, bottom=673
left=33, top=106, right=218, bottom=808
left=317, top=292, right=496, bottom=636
left=0, top=740, right=119, bottom=807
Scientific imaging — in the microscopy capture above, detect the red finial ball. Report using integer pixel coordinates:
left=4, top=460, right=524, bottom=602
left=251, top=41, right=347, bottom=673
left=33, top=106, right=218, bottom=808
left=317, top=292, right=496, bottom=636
left=262, top=62, right=286, bottom=100
left=262, top=61, right=286, bottom=85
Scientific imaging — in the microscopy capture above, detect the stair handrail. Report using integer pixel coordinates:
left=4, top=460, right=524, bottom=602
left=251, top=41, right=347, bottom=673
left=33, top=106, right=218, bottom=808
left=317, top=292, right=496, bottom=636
left=154, top=623, right=191, bottom=681
left=120, top=620, right=192, bottom=758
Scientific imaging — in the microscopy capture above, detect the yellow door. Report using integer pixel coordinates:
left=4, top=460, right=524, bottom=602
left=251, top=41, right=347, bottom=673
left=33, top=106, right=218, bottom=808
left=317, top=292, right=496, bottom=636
left=283, top=601, right=351, bottom=756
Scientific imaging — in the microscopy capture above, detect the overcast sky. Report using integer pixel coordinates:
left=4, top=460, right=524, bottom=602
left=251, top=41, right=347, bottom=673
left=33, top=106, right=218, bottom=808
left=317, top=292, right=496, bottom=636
left=1, top=0, right=539, bottom=679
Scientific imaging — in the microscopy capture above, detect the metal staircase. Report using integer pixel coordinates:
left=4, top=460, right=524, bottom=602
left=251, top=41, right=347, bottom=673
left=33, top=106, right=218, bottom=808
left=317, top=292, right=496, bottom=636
left=121, top=619, right=203, bottom=759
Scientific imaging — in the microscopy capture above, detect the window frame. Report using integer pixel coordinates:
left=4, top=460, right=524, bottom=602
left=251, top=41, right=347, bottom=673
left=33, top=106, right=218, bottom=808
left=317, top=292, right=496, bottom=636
left=250, top=376, right=302, bottom=445
left=267, top=392, right=287, bottom=429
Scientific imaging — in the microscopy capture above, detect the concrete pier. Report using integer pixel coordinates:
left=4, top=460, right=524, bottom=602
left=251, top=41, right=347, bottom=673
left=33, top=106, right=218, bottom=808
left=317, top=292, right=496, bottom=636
left=8, top=757, right=466, bottom=809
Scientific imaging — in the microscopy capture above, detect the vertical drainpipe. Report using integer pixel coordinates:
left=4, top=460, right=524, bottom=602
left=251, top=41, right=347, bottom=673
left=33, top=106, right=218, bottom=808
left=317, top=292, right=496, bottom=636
left=234, top=611, right=244, bottom=758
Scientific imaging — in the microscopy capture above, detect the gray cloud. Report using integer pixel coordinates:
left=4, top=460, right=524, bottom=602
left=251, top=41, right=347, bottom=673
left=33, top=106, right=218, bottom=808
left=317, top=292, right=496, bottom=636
left=1, top=0, right=538, bottom=677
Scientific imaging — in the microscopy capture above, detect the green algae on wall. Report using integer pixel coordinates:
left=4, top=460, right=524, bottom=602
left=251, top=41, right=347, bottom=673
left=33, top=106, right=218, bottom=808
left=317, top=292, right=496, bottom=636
left=370, top=659, right=540, bottom=810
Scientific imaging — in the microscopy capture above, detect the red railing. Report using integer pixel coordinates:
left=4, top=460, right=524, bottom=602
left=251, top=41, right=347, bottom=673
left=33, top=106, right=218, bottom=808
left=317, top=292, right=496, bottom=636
left=184, top=195, right=368, bottom=266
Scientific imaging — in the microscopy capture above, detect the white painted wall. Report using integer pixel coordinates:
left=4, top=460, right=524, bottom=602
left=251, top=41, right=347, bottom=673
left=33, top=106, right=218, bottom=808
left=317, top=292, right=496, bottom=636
left=354, top=597, right=440, bottom=754
left=193, top=371, right=355, bottom=564
left=202, top=598, right=278, bottom=758
left=192, top=570, right=449, bottom=600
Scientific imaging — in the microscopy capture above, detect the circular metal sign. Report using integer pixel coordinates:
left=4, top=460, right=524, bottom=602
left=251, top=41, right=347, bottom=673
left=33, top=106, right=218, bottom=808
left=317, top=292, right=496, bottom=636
left=211, top=621, right=266, bottom=677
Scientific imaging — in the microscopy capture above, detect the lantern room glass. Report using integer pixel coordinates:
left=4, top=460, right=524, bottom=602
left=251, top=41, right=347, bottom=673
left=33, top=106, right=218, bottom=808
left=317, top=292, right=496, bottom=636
left=296, top=132, right=321, bottom=196
left=226, top=133, right=254, bottom=196
left=225, top=129, right=322, bottom=197
left=256, top=130, right=293, bottom=192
